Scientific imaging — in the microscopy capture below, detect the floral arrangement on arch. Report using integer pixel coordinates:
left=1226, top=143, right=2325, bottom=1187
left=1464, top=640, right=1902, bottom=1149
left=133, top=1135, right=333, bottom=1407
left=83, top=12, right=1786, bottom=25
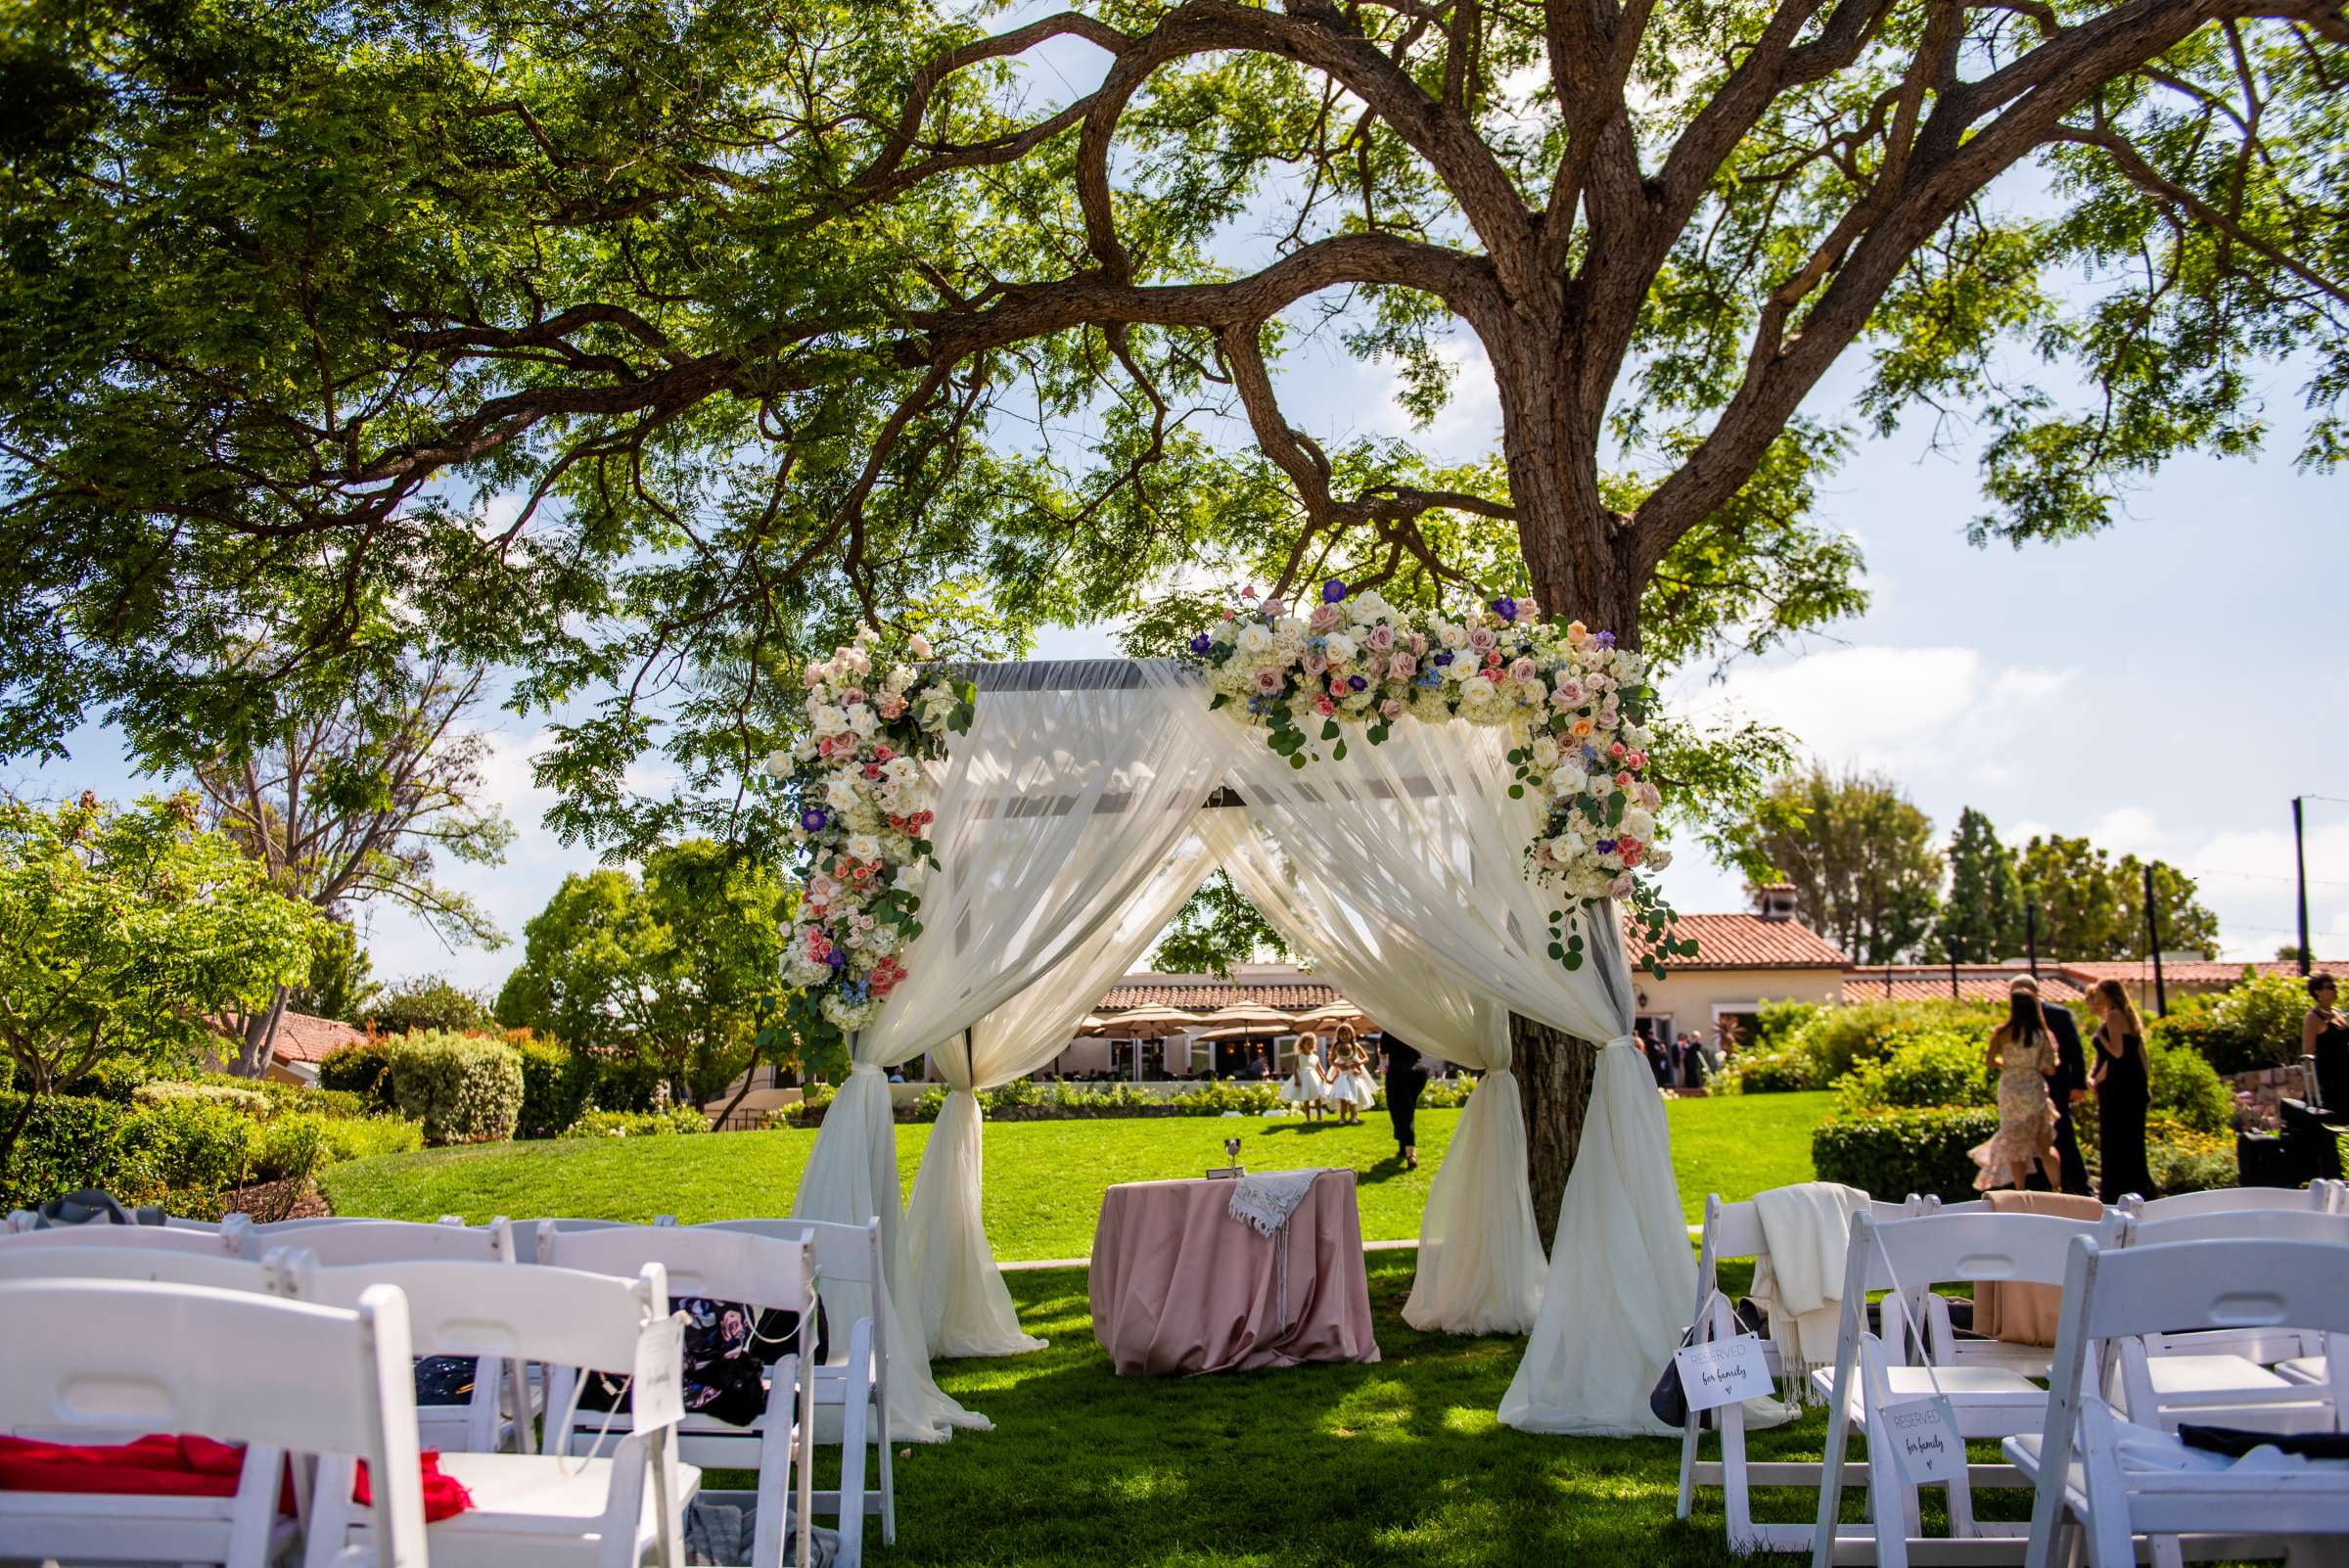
left=1186, top=580, right=1695, bottom=975
left=761, top=626, right=975, bottom=1070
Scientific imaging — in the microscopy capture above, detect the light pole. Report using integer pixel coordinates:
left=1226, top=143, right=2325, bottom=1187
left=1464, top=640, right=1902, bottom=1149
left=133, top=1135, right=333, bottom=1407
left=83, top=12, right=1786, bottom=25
left=2294, top=797, right=2312, bottom=977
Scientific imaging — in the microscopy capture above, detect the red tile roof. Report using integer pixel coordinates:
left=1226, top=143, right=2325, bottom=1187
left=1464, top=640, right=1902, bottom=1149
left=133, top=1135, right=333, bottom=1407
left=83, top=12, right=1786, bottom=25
left=212, top=1009, right=368, bottom=1063
left=2053, top=959, right=2343, bottom=988
left=1096, top=980, right=1350, bottom=1011
left=1843, top=968, right=2090, bottom=1003
left=1639, top=914, right=1849, bottom=971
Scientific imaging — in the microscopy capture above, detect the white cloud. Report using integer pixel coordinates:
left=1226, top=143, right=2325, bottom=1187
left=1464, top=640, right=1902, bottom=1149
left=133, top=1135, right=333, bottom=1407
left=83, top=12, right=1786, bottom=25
left=1674, top=644, right=2076, bottom=784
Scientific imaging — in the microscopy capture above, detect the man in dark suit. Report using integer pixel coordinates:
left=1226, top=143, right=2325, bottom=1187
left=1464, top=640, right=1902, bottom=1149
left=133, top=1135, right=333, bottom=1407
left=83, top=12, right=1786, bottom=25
left=2013, top=975, right=2091, bottom=1195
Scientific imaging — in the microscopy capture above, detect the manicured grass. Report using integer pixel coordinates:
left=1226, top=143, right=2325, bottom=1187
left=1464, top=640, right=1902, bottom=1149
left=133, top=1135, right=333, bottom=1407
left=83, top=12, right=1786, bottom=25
left=320, top=1091, right=1831, bottom=1254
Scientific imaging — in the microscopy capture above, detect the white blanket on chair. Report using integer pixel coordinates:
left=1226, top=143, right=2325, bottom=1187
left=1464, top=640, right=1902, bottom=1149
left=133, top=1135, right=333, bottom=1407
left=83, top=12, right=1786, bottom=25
left=1750, top=1182, right=1873, bottom=1405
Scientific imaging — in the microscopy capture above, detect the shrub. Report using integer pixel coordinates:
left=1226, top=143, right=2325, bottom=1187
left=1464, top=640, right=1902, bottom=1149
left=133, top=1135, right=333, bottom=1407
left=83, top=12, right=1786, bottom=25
left=1751, top=999, right=1825, bottom=1053
left=366, top=975, right=498, bottom=1038
left=0, top=1093, right=135, bottom=1210
left=560, top=1106, right=710, bottom=1139
left=1812, top=1106, right=2001, bottom=1203
left=248, top=1113, right=331, bottom=1184
left=2144, top=1118, right=2237, bottom=1195
left=121, top=1095, right=256, bottom=1199
left=784, top=1082, right=838, bottom=1128
left=2145, top=1038, right=2231, bottom=1133
left=2157, top=973, right=2310, bottom=1076
left=318, top=1038, right=399, bottom=1112
left=386, top=1031, right=524, bottom=1146
left=511, top=1033, right=594, bottom=1139
left=1834, top=1037, right=1995, bottom=1116
left=1720, top=1049, right=1819, bottom=1094
left=132, top=1080, right=271, bottom=1118
left=589, top=1054, right=664, bottom=1114
left=318, top=1114, right=424, bottom=1165
left=1795, top=998, right=2005, bottom=1086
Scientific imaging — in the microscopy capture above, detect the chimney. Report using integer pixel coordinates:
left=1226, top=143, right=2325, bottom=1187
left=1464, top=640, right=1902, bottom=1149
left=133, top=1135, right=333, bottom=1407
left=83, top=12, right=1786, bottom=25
left=1755, top=883, right=1799, bottom=922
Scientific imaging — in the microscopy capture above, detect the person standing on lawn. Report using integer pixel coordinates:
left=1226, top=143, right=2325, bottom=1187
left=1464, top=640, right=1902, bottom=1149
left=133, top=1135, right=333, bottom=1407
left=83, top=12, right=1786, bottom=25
left=2012, top=975, right=2092, bottom=1194
left=1969, top=987, right=2062, bottom=1191
left=2087, top=979, right=2156, bottom=1204
left=2304, top=974, right=2347, bottom=1116
left=1383, top=1033, right=1428, bottom=1170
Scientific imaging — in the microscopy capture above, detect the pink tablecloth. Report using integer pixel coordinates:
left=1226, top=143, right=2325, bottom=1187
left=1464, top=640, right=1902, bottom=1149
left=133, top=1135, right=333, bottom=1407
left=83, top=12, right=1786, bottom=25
left=1089, top=1170, right=1382, bottom=1376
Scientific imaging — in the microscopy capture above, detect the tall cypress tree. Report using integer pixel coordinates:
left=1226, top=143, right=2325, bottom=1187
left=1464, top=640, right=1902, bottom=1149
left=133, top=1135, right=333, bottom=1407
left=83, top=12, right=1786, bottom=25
left=1939, top=807, right=2027, bottom=962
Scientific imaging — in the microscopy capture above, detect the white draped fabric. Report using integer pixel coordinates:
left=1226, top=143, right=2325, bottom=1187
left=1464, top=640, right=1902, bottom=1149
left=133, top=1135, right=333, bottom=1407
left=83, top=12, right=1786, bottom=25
left=1155, top=666, right=1693, bottom=1433
left=1195, top=813, right=1544, bottom=1334
left=903, top=829, right=1219, bottom=1359
left=791, top=662, right=1221, bottom=1440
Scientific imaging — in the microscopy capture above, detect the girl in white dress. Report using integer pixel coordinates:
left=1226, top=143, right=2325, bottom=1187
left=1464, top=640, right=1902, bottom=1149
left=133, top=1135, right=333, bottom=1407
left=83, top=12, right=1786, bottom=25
left=1279, top=1032, right=1330, bottom=1121
left=1328, top=1025, right=1378, bottom=1124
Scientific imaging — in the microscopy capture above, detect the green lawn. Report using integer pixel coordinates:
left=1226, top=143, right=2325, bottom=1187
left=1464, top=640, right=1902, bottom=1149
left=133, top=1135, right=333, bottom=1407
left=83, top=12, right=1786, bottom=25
left=321, top=1091, right=1829, bottom=1255
left=319, top=1093, right=1878, bottom=1564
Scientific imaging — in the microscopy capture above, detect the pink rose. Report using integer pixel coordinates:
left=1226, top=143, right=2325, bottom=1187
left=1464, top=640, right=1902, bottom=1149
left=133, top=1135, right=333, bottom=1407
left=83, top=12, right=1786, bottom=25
left=1626, top=749, right=1645, bottom=769
left=1263, top=597, right=1286, bottom=618
left=1380, top=699, right=1405, bottom=720
left=1508, top=657, right=1538, bottom=682
left=842, top=688, right=866, bottom=707
left=1408, top=632, right=1428, bottom=657
left=1366, top=624, right=1396, bottom=652
left=1609, top=741, right=1627, bottom=760
left=1241, top=583, right=1258, bottom=598
left=1615, top=769, right=1634, bottom=788
left=1252, top=668, right=1283, bottom=694
left=1310, top=603, right=1342, bottom=632
left=1388, top=653, right=1416, bottom=680
left=1467, top=625, right=1498, bottom=653
left=1313, top=695, right=1336, bottom=717
left=877, top=694, right=905, bottom=719
left=1304, top=653, right=1329, bottom=675
left=1554, top=677, right=1585, bottom=704
left=1610, top=871, right=1635, bottom=897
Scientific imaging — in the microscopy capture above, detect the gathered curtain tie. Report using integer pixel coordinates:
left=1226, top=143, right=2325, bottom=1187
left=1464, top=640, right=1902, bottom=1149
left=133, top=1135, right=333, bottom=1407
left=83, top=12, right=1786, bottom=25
left=847, top=1060, right=887, bottom=1079
left=1604, top=1034, right=1640, bottom=1051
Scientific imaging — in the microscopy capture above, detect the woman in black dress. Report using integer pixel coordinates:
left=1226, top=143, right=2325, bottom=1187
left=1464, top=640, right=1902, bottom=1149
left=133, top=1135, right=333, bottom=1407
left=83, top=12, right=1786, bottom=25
left=2087, top=979, right=2154, bottom=1203
left=1382, top=1035, right=1428, bottom=1170
left=2302, top=974, right=2347, bottom=1116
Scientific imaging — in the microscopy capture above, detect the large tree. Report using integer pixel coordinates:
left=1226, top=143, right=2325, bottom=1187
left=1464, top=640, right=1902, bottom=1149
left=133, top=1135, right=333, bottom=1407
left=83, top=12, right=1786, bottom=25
left=1741, top=765, right=1945, bottom=963
left=182, top=655, right=514, bottom=1075
left=1936, top=806, right=2027, bottom=962
left=2016, top=832, right=2220, bottom=959
left=4, top=0, right=2341, bottom=1226
left=0, top=794, right=324, bottom=1185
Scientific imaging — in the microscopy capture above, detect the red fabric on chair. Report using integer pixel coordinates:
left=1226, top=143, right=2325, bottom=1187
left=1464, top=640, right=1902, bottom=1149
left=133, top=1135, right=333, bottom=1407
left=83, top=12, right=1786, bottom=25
left=0, top=1434, right=473, bottom=1522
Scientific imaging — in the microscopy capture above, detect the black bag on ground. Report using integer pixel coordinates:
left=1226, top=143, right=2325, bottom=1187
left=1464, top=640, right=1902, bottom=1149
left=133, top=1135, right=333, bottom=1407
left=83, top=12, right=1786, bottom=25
left=31, top=1189, right=167, bottom=1227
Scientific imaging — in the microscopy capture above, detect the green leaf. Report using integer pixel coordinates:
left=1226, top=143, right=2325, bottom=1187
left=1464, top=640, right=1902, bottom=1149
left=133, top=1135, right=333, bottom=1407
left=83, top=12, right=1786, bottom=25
left=1331, top=739, right=1347, bottom=761
left=1320, top=719, right=1339, bottom=741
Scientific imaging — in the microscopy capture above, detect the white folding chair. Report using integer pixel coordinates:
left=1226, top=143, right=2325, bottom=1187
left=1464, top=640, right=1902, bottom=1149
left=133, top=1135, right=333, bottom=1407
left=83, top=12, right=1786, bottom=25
left=0, top=1217, right=250, bottom=1256
left=2104, top=1209, right=2349, bottom=1436
left=261, top=1218, right=530, bottom=1454
left=291, top=1255, right=693, bottom=1568
left=2121, top=1185, right=2337, bottom=1222
left=698, top=1216, right=893, bottom=1556
left=0, top=1277, right=428, bottom=1568
left=0, top=1241, right=281, bottom=1294
left=2014, top=1237, right=2349, bottom=1568
left=1676, top=1191, right=1912, bottom=1554
left=1810, top=1209, right=2121, bottom=1567
left=541, top=1223, right=819, bottom=1568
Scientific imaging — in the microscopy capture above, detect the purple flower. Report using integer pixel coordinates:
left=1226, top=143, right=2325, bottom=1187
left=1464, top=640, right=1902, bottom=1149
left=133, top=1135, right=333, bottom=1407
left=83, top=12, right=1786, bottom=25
left=1321, top=579, right=1347, bottom=604
left=1188, top=632, right=1214, bottom=655
left=800, top=807, right=830, bottom=833
left=1492, top=595, right=1518, bottom=623
left=1595, top=839, right=1617, bottom=854
left=1594, top=630, right=1616, bottom=648
left=1433, top=650, right=1454, bottom=667
left=1348, top=674, right=1367, bottom=691
left=825, top=948, right=848, bottom=970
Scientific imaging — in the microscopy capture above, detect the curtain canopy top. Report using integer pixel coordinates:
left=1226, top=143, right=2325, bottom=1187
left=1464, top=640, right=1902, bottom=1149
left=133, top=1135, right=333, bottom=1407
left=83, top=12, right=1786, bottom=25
left=953, top=657, right=1204, bottom=693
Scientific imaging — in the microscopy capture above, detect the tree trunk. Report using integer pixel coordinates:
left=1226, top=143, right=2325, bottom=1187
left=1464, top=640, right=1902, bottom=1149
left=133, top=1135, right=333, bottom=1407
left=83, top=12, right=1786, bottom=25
left=1510, top=1014, right=1595, bottom=1254
left=1491, top=345, right=1644, bottom=1255
left=234, top=986, right=291, bottom=1079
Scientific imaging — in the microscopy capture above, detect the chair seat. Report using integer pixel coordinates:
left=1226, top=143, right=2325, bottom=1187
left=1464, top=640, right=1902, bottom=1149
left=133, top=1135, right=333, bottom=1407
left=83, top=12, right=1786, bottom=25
left=2005, top=1428, right=2349, bottom=1495
left=428, top=1452, right=701, bottom=1532
left=1812, top=1362, right=2044, bottom=1420
left=2274, top=1357, right=2327, bottom=1387
left=2142, top=1355, right=2291, bottom=1395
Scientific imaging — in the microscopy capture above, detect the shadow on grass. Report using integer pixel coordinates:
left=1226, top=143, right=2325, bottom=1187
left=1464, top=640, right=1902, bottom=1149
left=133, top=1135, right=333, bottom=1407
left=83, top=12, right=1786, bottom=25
left=891, top=1252, right=1874, bottom=1567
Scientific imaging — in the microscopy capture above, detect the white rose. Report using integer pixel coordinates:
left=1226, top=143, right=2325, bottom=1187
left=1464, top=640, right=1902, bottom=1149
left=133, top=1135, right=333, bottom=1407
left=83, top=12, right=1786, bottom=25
left=761, top=750, right=791, bottom=778
left=1323, top=632, right=1357, bottom=664
left=824, top=777, right=859, bottom=810
left=884, top=757, right=920, bottom=784
left=1210, top=621, right=1236, bottom=645
left=1530, top=737, right=1561, bottom=769
left=810, top=704, right=849, bottom=736
left=1237, top=623, right=1274, bottom=657
left=847, top=705, right=879, bottom=737
left=1622, top=807, right=1657, bottom=840
left=1438, top=623, right=1468, bottom=650
left=847, top=833, right=883, bottom=861
left=908, top=633, right=934, bottom=658
left=894, top=863, right=927, bottom=892
left=1548, top=833, right=1586, bottom=861
left=1626, top=724, right=1652, bottom=748
left=1553, top=767, right=1588, bottom=797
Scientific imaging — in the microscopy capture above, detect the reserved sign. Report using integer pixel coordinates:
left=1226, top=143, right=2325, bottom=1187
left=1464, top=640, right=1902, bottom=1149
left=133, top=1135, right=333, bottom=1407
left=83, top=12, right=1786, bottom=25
left=1881, top=1395, right=1963, bottom=1484
left=632, top=1313, right=688, bottom=1429
left=1674, top=1333, right=1771, bottom=1412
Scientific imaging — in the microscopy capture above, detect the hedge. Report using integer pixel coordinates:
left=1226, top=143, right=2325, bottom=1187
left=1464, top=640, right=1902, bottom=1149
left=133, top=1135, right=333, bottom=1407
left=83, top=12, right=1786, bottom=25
left=560, top=1106, right=711, bottom=1139
left=386, top=1032, right=525, bottom=1146
left=512, top=1033, right=594, bottom=1140
left=1722, top=1048, right=1820, bottom=1094
left=1812, top=1106, right=2002, bottom=1203
left=0, top=1093, right=135, bottom=1211
left=318, top=1038, right=399, bottom=1112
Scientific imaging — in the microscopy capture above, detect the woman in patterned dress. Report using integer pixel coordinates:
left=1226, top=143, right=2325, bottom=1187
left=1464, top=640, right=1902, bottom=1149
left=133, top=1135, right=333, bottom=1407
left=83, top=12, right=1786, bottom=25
left=1968, top=988, right=2061, bottom=1191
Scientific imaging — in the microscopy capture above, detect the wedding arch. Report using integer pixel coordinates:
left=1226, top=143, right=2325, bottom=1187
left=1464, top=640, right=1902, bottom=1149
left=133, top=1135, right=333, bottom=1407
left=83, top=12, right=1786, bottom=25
left=765, top=589, right=1697, bottom=1443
